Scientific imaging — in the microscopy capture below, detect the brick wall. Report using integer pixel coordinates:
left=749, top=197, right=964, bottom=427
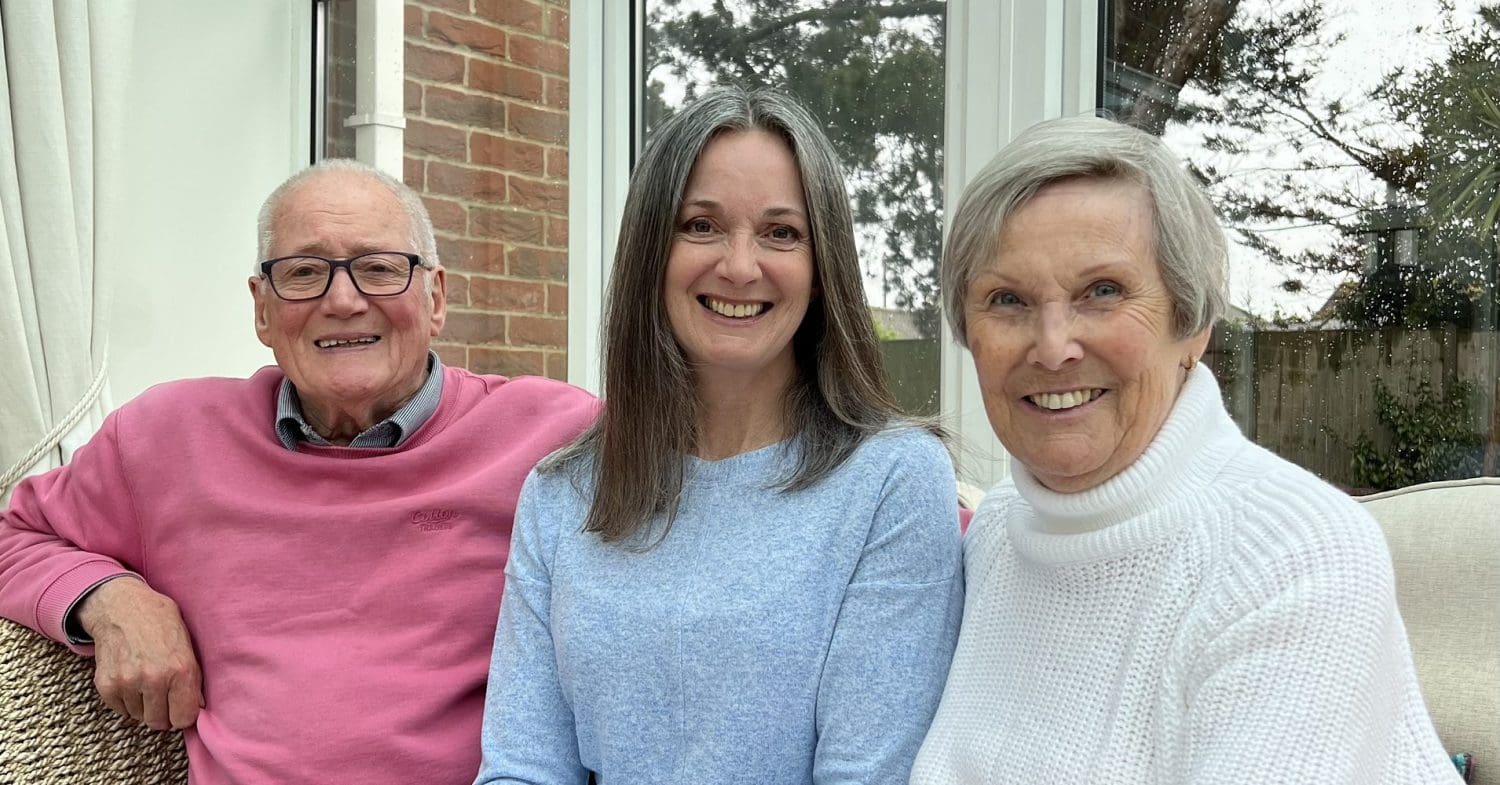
left=403, top=0, right=570, bottom=380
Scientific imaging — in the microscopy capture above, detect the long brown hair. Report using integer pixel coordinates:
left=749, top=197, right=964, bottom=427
left=544, top=87, right=908, bottom=545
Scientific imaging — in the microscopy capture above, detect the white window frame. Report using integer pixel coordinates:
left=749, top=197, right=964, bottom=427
left=320, top=0, right=406, bottom=173
left=569, top=0, right=1099, bottom=488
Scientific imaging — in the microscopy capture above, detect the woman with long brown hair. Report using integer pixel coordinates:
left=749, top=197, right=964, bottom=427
left=473, top=87, right=962, bottom=785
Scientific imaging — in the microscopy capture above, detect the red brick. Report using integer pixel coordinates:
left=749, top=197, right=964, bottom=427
left=509, top=35, right=568, bottom=75
left=546, top=283, right=568, bottom=315
left=469, top=59, right=544, bottom=102
left=405, top=79, right=423, bottom=113
left=470, top=347, right=545, bottom=376
left=546, top=8, right=569, bottom=42
left=407, top=119, right=468, bottom=160
left=433, top=342, right=468, bottom=368
left=444, top=310, right=509, bottom=344
left=509, top=315, right=567, bottom=347
left=472, top=208, right=545, bottom=243
left=405, top=5, right=423, bottom=36
left=507, top=246, right=566, bottom=280
left=425, top=86, right=506, bottom=130
left=444, top=271, right=471, bottom=306
left=422, top=196, right=468, bottom=235
left=470, top=132, right=545, bottom=176
left=437, top=236, right=507, bottom=273
left=404, top=157, right=425, bottom=190
left=427, top=12, right=506, bottom=55
left=545, top=351, right=567, bottom=381
left=543, top=76, right=569, bottom=109
left=546, top=148, right=568, bottom=179
left=406, top=42, right=465, bottom=83
left=546, top=216, right=568, bottom=247
left=475, top=0, right=545, bottom=34
left=427, top=161, right=508, bottom=202
left=509, top=176, right=567, bottom=213
left=470, top=277, right=546, bottom=312
left=509, top=104, right=567, bottom=144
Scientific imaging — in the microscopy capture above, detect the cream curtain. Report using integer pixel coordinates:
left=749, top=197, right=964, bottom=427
left=0, top=1, right=135, bottom=502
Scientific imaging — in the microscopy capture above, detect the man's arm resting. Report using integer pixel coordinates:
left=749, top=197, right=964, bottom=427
left=74, top=575, right=204, bottom=731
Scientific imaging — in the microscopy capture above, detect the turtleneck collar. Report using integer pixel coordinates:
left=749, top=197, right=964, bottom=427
left=1004, top=364, right=1248, bottom=562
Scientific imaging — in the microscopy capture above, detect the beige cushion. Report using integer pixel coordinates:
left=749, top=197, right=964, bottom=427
left=0, top=619, right=187, bottom=783
left=1358, top=477, right=1500, bottom=783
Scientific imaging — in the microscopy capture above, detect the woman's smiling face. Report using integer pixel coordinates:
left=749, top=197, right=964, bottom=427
left=964, top=177, right=1209, bottom=493
left=663, top=129, right=815, bottom=390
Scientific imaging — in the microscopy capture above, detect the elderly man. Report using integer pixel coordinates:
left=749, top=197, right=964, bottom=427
left=0, top=160, right=597, bottom=784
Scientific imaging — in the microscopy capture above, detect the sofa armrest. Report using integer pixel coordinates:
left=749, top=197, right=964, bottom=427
left=0, top=618, right=188, bottom=784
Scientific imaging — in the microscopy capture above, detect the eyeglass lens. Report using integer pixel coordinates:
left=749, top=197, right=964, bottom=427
left=269, top=253, right=413, bottom=299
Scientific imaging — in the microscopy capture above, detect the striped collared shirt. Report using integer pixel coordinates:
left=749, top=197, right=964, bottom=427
left=274, top=351, right=444, bottom=450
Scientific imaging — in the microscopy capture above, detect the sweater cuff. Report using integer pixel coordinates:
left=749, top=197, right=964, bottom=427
left=36, top=559, right=138, bottom=655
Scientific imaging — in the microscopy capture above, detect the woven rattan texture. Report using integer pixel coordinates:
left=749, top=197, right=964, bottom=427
left=0, top=619, right=187, bottom=784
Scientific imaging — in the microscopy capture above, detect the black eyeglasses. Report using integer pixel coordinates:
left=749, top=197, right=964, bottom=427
left=259, top=252, right=424, bottom=301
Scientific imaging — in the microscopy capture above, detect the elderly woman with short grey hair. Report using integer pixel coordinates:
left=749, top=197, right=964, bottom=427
left=910, top=115, right=1459, bottom=784
left=474, top=87, right=962, bottom=785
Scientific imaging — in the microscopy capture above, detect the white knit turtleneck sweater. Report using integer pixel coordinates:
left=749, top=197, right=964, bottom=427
left=911, top=365, right=1461, bottom=785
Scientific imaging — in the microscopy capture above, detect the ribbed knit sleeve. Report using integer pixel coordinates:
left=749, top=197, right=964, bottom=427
left=1166, top=470, right=1461, bottom=785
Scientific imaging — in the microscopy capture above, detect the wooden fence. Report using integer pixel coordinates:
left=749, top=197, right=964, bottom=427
left=1206, top=327, right=1499, bottom=489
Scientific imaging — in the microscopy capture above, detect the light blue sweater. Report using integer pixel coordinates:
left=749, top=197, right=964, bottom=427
left=474, top=427, right=964, bottom=785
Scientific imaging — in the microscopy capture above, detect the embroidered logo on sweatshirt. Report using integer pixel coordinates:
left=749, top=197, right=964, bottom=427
left=411, top=508, right=460, bottom=531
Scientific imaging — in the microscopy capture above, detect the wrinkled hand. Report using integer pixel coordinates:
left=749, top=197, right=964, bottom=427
left=76, top=577, right=204, bottom=730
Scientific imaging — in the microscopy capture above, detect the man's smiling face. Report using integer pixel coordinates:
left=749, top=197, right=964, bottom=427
left=250, top=171, right=445, bottom=433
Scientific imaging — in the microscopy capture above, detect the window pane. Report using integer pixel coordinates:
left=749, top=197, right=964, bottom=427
left=1103, top=0, right=1499, bottom=491
left=642, top=0, right=947, bottom=416
left=323, top=0, right=358, bottom=159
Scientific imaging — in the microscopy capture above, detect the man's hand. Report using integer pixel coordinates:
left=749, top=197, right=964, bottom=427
left=75, top=577, right=204, bottom=731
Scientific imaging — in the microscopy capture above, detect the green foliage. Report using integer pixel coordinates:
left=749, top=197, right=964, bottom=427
left=1333, top=264, right=1480, bottom=329
left=1349, top=377, right=1483, bottom=490
left=869, top=312, right=901, bottom=341
left=1414, top=5, right=1500, bottom=239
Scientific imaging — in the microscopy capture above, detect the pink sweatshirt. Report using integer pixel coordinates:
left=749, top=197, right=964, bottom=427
left=0, top=366, right=597, bottom=785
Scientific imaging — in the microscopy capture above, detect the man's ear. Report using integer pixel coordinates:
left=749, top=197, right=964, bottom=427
left=427, top=266, right=447, bottom=336
left=249, top=276, right=274, bottom=348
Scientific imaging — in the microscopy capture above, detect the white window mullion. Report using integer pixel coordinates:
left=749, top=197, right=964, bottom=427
left=350, top=0, right=405, bottom=176
left=567, top=1, right=633, bottom=395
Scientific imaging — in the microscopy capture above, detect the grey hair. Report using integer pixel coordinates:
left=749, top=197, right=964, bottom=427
left=255, top=159, right=440, bottom=275
left=942, top=114, right=1228, bottom=346
left=544, top=86, right=909, bottom=545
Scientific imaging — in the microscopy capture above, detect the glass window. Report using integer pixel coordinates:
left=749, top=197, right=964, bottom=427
left=1103, top=0, right=1499, bottom=491
left=320, top=0, right=358, bottom=159
left=641, top=0, right=947, bottom=415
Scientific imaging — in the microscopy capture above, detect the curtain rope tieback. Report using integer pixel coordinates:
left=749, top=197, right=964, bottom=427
left=0, top=355, right=109, bottom=496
